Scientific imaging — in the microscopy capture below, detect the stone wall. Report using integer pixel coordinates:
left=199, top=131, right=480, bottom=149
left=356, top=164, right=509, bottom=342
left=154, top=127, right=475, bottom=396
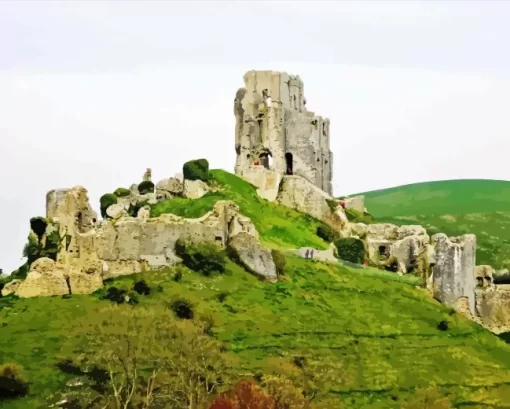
left=429, top=234, right=477, bottom=315
left=234, top=70, right=333, bottom=195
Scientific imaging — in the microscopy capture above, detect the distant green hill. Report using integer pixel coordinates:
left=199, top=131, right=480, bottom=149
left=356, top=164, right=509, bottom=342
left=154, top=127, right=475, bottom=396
left=3, top=172, right=510, bottom=408
left=353, top=179, right=510, bottom=269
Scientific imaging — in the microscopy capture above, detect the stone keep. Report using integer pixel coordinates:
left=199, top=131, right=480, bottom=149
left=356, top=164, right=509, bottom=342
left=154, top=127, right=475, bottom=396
left=234, top=70, right=333, bottom=195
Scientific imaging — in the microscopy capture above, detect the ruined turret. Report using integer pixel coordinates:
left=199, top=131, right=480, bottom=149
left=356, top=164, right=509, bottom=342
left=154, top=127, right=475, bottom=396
left=234, top=70, right=333, bottom=195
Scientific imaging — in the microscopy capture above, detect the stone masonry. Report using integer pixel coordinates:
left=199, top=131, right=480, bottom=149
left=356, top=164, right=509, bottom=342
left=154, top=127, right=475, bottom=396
left=234, top=70, right=333, bottom=196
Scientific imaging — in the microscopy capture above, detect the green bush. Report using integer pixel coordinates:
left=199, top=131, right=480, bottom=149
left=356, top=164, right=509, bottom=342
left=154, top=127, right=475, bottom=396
left=334, top=238, right=366, bottom=264
left=271, top=249, right=287, bottom=276
left=133, top=280, right=151, bottom=296
left=103, top=287, right=127, bottom=304
left=183, top=158, right=210, bottom=182
left=169, top=297, right=194, bottom=320
left=138, top=180, right=155, bottom=195
left=174, top=239, right=226, bottom=276
left=29, top=217, right=47, bottom=239
left=99, top=193, right=118, bottom=218
left=316, top=224, right=339, bottom=242
left=114, top=187, right=131, bottom=198
left=0, top=363, right=29, bottom=399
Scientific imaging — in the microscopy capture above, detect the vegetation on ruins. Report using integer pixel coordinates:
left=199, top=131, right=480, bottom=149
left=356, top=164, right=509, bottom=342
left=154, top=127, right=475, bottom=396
left=138, top=180, right=155, bottom=195
left=175, top=239, right=227, bottom=277
left=334, top=237, right=366, bottom=264
left=100, top=193, right=118, bottom=218
left=183, top=158, right=210, bottom=182
left=357, top=179, right=510, bottom=271
left=113, top=187, right=131, bottom=197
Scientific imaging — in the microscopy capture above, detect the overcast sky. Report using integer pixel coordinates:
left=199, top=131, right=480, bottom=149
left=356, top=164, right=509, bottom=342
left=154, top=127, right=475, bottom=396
left=1, top=0, right=510, bottom=273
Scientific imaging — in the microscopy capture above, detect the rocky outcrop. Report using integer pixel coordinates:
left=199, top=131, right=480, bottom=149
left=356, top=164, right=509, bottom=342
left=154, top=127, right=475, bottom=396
left=228, top=232, right=277, bottom=281
left=276, top=175, right=349, bottom=235
left=16, top=258, right=70, bottom=298
left=241, top=167, right=282, bottom=202
left=428, top=234, right=476, bottom=315
left=475, top=286, right=510, bottom=334
left=1, top=279, right=21, bottom=296
left=156, top=177, right=184, bottom=197
left=183, top=179, right=209, bottom=199
left=475, top=265, right=496, bottom=290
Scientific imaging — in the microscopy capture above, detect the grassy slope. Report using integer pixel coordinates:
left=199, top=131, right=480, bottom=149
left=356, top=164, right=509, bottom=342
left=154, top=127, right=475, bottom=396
left=2, top=172, right=510, bottom=408
left=353, top=179, right=510, bottom=270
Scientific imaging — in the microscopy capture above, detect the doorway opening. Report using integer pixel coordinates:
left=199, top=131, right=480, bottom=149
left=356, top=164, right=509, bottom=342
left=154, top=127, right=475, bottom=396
left=285, top=152, right=293, bottom=175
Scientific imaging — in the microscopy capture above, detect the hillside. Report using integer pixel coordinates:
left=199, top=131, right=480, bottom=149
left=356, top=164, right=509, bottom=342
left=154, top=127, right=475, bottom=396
left=2, top=171, right=510, bottom=408
left=353, top=179, right=510, bottom=270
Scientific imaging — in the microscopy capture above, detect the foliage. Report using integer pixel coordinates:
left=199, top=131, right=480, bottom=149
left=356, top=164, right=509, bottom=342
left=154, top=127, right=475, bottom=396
left=29, top=217, right=47, bottom=239
left=271, top=250, right=287, bottom=277
left=138, top=180, right=155, bottom=195
left=316, top=224, right=338, bottom=243
left=344, top=208, right=376, bottom=224
left=400, top=386, right=453, bottom=409
left=60, top=305, right=232, bottom=409
left=100, top=193, right=118, bottom=218
left=208, top=379, right=276, bottom=409
left=102, top=287, right=138, bottom=305
left=0, top=363, right=29, bottom=400
left=183, top=158, right=210, bottom=182
left=133, top=279, right=151, bottom=296
left=21, top=224, right=61, bottom=266
left=114, top=187, right=131, bottom=198
left=151, top=170, right=329, bottom=251
left=175, top=239, right=226, bottom=276
left=169, top=296, right=195, bottom=320
left=326, top=199, right=338, bottom=213
left=334, top=238, right=366, bottom=264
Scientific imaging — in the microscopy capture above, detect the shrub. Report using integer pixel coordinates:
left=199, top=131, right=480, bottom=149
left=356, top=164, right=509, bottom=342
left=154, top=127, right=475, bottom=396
left=183, top=158, right=210, bottom=182
left=335, top=238, right=366, bottom=264
left=216, top=291, right=229, bottom=303
left=126, top=291, right=139, bottom=305
left=174, top=239, right=226, bottom=276
left=99, top=194, right=118, bottom=218
left=345, top=208, right=376, bottom=224
left=271, top=250, right=286, bottom=277
left=437, top=320, right=449, bottom=331
left=133, top=279, right=151, bottom=296
left=103, top=287, right=127, bottom=304
left=138, top=181, right=155, bottom=195
left=169, top=297, right=194, bottom=319
left=114, top=187, right=131, bottom=198
left=29, top=217, right=47, bottom=239
left=0, top=363, right=29, bottom=399
left=173, top=270, right=183, bottom=282
left=316, top=224, right=339, bottom=242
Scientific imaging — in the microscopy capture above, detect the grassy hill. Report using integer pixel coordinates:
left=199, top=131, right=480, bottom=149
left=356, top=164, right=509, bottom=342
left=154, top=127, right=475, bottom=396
left=353, top=179, right=510, bottom=270
left=2, top=172, right=510, bottom=408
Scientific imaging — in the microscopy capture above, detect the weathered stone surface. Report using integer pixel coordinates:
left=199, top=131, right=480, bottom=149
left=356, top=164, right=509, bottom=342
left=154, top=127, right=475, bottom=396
left=1, top=279, right=21, bottom=296
left=475, top=286, right=510, bottom=334
left=234, top=70, right=333, bottom=195
left=277, top=175, right=348, bottom=234
left=106, top=203, right=128, bottom=219
left=228, top=232, right=277, bottom=281
left=16, top=258, right=69, bottom=298
left=475, top=265, right=496, bottom=290
left=429, top=234, right=476, bottom=315
left=350, top=223, right=368, bottom=239
left=343, top=196, right=365, bottom=213
left=156, top=177, right=183, bottom=196
left=137, top=206, right=150, bottom=221
left=183, top=179, right=209, bottom=199
left=241, top=167, right=282, bottom=202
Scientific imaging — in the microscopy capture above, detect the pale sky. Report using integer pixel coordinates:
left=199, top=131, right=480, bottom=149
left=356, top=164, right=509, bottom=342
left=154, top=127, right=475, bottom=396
left=1, top=0, right=510, bottom=274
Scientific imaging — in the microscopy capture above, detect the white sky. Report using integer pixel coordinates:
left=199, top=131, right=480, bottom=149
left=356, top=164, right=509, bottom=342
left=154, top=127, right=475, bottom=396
left=1, top=0, right=510, bottom=273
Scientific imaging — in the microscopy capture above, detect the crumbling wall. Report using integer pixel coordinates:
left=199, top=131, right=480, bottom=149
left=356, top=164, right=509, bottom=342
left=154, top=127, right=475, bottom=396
left=429, top=234, right=476, bottom=315
left=234, top=70, right=333, bottom=196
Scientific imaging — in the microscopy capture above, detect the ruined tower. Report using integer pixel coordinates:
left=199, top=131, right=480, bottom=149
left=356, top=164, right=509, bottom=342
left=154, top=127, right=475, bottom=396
left=234, top=71, right=333, bottom=195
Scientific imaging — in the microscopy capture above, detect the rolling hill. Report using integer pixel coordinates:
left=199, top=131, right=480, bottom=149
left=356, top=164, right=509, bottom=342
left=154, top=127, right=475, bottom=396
left=2, top=172, right=510, bottom=409
left=353, top=179, right=510, bottom=271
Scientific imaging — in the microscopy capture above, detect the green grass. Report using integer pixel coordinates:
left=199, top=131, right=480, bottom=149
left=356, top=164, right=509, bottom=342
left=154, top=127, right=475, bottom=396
left=353, top=179, right=510, bottom=270
left=2, top=258, right=510, bottom=408
left=4, top=173, right=510, bottom=408
left=151, top=169, right=329, bottom=251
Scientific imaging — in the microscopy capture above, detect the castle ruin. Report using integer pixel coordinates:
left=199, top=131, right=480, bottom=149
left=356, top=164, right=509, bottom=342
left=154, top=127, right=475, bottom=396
left=234, top=71, right=333, bottom=196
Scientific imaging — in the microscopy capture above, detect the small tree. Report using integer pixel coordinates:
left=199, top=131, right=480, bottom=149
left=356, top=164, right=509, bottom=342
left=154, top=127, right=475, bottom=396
left=138, top=181, right=155, bottom=195
left=114, top=187, right=131, bottom=198
left=334, top=238, right=366, bottom=264
left=183, top=159, right=210, bottom=182
left=0, top=363, right=29, bottom=399
left=29, top=217, right=47, bottom=240
left=100, top=193, right=118, bottom=218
